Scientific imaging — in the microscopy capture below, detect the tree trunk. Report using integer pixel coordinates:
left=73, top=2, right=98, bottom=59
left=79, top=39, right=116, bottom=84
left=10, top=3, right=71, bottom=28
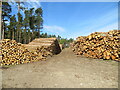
left=28, top=29, right=31, bottom=43
left=24, top=28, right=26, bottom=44
left=19, top=29, right=21, bottom=43
left=17, top=2, right=20, bottom=43
left=32, top=31, right=34, bottom=41
left=2, top=21, right=4, bottom=39
left=16, top=26, right=19, bottom=42
left=12, top=29, right=14, bottom=40
left=0, top=1, right=2, bottom=40
left=38, top=29, right=40, bottom=38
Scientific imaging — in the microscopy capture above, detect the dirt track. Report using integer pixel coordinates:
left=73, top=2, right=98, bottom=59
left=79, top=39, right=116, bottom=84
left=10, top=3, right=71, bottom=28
left=2, top=48, right=118, bottom=88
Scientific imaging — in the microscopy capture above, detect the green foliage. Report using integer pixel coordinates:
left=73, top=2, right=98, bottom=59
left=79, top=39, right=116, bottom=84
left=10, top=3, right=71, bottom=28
left=2, top=2, right=12, bottom=39
left=59, top=38, right=73, bottom=44
left=40, top=33, right=74, bottom=48
left=34, top=8, right=43, bottom=38
left=58, top=38, right=74, bottom=48
left=40, top=33, right=56, bottom=38
left=2, top=2, right=73, bottom=46
left=7, top=15, right=17, bottom=40
left=2, top=2, right=11, bottom=19
left=23, top=10, right=29, bottom=44
left=2, top=2, right=43, bottom=44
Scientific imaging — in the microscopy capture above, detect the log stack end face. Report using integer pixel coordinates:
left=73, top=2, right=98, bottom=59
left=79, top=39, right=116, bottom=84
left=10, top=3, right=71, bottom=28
left=1, top=38, right=62, bottom=66
left=0, top=39, right=44, bottom=66
left=72, top=30, right=120, bottom=61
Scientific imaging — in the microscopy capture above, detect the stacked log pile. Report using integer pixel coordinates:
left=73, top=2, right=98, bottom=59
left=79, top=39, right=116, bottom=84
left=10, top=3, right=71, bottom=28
left=24, top=38, right=61, bottom=56
left=34, top=46, right=53, bottom=57
left=0, top=39, right=44, bottom=66
left=72, top=30, right=120, bottom=61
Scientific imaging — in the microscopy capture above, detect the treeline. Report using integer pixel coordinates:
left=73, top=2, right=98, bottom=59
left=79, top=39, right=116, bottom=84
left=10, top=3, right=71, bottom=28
left=1, top=2, right=74, bottom=45
left=58, top=36, right=74, bottom=47
left=40, top=33, right=74, bottom=46
left=40, top=33, right=56, bottom=38
left=2, top=2, right=43, bottom=44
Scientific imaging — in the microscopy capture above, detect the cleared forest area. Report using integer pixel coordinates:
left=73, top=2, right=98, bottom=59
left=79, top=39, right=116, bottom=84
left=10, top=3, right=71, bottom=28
left=0, top=1, right=119, bottom=89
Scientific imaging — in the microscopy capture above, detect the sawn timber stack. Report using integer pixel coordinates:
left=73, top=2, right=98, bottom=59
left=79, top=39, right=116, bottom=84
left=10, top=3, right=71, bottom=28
left=71, top=30, right=120, bottom=61
left=24, top=38, right=61, bottom=56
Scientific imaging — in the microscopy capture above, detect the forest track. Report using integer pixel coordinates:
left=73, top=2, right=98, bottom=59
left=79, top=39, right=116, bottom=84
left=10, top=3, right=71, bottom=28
left=2, top=48, right=118, bottom=88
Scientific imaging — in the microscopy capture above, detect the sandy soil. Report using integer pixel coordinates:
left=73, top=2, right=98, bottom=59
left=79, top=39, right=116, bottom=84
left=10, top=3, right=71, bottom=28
left=1, top=48, right=118, bottom=88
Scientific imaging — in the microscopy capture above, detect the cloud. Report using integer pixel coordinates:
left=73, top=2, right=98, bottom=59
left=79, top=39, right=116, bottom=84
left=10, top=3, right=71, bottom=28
left=43, top=25, right=66, bottom=35
left=81, top=22, right=118, bottom=36
left=9, top=0, right=41, bottom=10
left=82, top=21, right=118, bottom=36
left=70, top=22, right=118, bottom=39
left=95, top=22, right=118, bottom=32
left=80, top=8, right=117, bottom=30
left=26, top=0, right=41, bottom=9
left=72, top=8, right=118, bottom=37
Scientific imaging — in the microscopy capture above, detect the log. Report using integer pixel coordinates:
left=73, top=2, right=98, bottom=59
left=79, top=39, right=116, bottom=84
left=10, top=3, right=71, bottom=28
left=23, top=38, right=61, bottom=56
left=71, top=30, right=120, bottom=61
left=0, top=39, right=44, bottom=66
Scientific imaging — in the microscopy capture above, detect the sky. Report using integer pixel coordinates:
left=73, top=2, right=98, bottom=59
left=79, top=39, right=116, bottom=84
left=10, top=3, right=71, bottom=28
left=10, top=2, right=118, bottom=39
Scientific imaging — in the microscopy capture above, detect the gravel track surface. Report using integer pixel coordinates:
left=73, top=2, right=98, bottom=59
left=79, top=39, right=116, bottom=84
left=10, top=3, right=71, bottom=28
left=2, top=48, right=118, bottom=88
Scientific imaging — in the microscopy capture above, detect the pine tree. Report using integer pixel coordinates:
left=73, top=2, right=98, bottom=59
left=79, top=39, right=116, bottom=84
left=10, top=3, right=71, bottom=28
left=7, top=15, right=17, bottom=40
left=2, top=2, right=11, bottom=39
left=29, top=8, right=35, bottom=40
left=16, top=2, right=25, bottom=42
left=17, top=12, right=23, bottom=43
left=35, top=8, right=43, bottom=38
left=23, top=10, right=29, bottom=44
